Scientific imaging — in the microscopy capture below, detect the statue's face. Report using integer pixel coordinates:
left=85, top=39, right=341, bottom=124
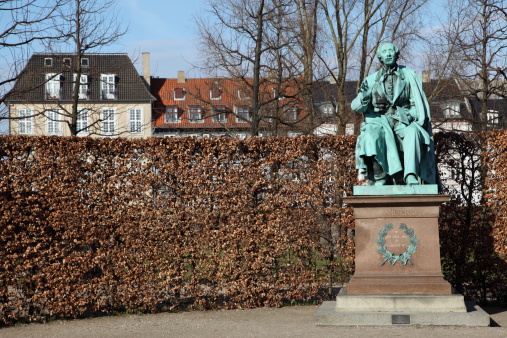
left=378, top=43, right=397, bottom=67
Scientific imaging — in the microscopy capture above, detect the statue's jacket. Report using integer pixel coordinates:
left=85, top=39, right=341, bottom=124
left=351, top=65, right=438, bottom=184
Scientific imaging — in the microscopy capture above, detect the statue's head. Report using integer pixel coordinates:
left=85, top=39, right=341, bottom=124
left=376, top=42, right=399, bottom=67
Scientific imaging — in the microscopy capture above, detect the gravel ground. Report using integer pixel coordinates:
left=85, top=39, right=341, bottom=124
left=0, top=304, right=506, bottom=338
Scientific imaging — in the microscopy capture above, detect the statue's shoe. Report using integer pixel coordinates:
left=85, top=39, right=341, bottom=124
left=406, top=174, right=419, bottom=185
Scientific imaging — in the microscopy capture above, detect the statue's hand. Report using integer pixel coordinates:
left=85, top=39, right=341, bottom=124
left=360, top=81, right=372, bottom=103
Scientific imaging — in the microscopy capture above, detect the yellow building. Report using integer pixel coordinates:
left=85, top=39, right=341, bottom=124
left=6, top=53, right=154, bottom=138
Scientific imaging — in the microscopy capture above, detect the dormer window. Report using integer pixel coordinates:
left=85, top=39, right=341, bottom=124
left=74, top=74, right=89, bottom=100
left=441, top=101, right=460, bottom=118
left=212, top=105, right=227, bottom=123
left=44, top=58, right=53, bottom=67
left=283, top=108, right=298, bottom=122
left=165, top=106, right=180, bottom=123
left=487, top=110, right=499, bottom=125
left=101, top=74, right=117, bottom=100
left=188, top=106, right=203, bottom=123
left=235, top=106, right=250, bottom=123
left=238, top=88, right=250, bottom=100
left=210, top=87, right=222, bottom=100
left=45, top=73, right=61, bottom=100
left=174, top=87, right=186, bottom=100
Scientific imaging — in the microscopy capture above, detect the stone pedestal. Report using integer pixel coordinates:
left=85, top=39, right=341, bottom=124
left=315, top=186, right=490, bottom=326
left=344, top=193, right=451, bottom=295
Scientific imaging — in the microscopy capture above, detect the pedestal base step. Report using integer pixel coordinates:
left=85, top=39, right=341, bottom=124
left=315, top=301, right=490, bottom=327
left=336, top=287, right=466, bottom=312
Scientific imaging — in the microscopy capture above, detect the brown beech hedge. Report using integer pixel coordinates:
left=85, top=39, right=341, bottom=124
left=0, top=135, right=356, bottom=323
left=1, top=132, right=506, bottom=324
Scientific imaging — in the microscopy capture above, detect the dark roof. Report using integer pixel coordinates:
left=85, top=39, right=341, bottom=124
left=312, top=80, right=359, bottom=104
left=312, top=78, right=476, bottom=120
left=6, top=53, right=154, bottom=102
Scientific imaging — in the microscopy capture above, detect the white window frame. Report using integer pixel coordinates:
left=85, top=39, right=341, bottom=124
left=73, top=74, right=89, bottom=100
left=45, top=73, right=61, bottom=100
left=238, top=89, right=250, bottom=100
left=210, top=88, right=221, bottom=100
left=101, top=74, right=116, bottom=100
left=18, top=109, right=33, bottom=135
left=487, top=110, right=499, bottom=125
left=174, top=88, right=186, bottom=100
left=101, top=107, right=116, bottom=135
left=129, top=108, right=143, bottom=133
left=47, top=109, right=62, bottom=136
left=188, top=107, right=203, bottom=123
left=212, top=110, right=227, bottom=123
left=283, top=108, right=298, bottom=122
left=44, top=58, right=52, bottom=67
left=81, top=58, right=89, bottom=67
left=76, top=108, right=89, bottom=136
left=235, top=106, right=250, bottom=123
left=165, top=106, right=180, bottom=123
left=442, top=100, right=460, bottom=118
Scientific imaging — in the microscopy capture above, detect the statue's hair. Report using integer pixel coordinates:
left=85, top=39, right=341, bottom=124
left=376, top=42, right=400, bottom=63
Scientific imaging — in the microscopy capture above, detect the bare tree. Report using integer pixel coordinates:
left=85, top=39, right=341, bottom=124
left=43, top=0, right=128, bottom=136
left=196, top=0, right=308, bottom=136
left=318, top=0, right=429, bottom=134
left=282, top=0, right=319, bottom=131
left=0, top=0, right=66, bottom=122
left=442, top=0, right=507, bottom=131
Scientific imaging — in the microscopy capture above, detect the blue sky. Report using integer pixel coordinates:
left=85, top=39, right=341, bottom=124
left=117, top=0, right=207, bottom=78
left=116, top=0, right=447, bottom=79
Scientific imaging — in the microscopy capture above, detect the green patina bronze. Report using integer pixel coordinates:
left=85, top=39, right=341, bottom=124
left=351, top=42, right=439, bottom=188
left=377, top=223, right=419, bottom=267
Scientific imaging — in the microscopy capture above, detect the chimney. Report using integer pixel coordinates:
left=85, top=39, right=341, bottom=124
left=177, top=71, right=186, bottom=84
left=142, top=52, right=151, bottom=86
left=329, top=73, right=337, bottom=85
left=422, top=70, right=431, bottom=83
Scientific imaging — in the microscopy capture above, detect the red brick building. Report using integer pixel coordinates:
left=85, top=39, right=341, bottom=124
left=150, top=71, right=307, bottom=138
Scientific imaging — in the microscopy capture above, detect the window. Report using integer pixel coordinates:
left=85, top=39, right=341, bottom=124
left=174, top=87, right=186, bottom=100
left=212, top=105, right=227, bottom=123
left=81, top=58, right=89, bottom=67
left=63, top=58, right=71, bottom=66
left=188, top=106, right=203, bottom=123
left=45, top=73, right=61, bottom=99
left=235, top=106, right=250, bottom=123
left=283, top=108, right=298, bottom=122
left=129, top=108, right=142, bottom=133
left=101, top=74, right=116, bottom=100
left=102, top=108, right=115, bottom=134
left=487, top=110, right=499, bottom=125
left=76, top=109, right=88, bottom=136
left=320, top=103, right=335, bottom=116
left=212, top=111, right=227, bottom=123
left=441, top=101, right=460, bottom=118
left=74, top=74, right=89, bottom=100
left=345, top=123, right=355, bottom=136
left=272, top=88, right=284, bottom=100
left=18, top=109, right=33, bottom=135
left=165, top=106, right=180, bottom=123
left=47, top=109, right=61, bottom=136
left=238, top=89, right=250, bottom=100
left=210, top=87, right=221, bottom=100
left=44, top=58, right=52, bottom=67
